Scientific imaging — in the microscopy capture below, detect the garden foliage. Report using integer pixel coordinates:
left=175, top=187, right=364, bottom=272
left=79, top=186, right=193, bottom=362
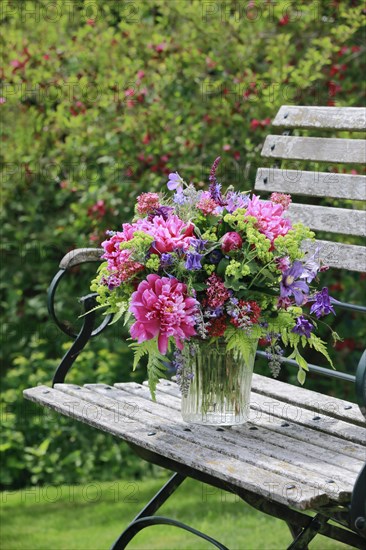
left=1, top=0, right=365, bottom=488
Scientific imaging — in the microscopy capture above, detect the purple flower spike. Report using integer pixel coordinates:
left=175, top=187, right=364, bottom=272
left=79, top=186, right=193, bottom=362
left=292, top=316, right=313, bottom=338
left=167, top=172, right=183, bottom=191
left=309, top=288, right=336, bottom=318
left=280, top=261, right=309, bottom=305
left=208, top=157, right=225, bottom=206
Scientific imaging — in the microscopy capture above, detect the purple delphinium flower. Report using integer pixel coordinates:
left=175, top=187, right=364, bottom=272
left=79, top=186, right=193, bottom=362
left=309, top=287, right=336, bottom=318
left=292, top=316, right=314, bottom=338
left=280, top=261, right=309, bottom=306
left=167, top=172, right=183, bottom=191
left=185, top=252, right=202, bottom=270
left=160, top=253, right=174, bottom=267
left=190, top=238, right=207, bottom=253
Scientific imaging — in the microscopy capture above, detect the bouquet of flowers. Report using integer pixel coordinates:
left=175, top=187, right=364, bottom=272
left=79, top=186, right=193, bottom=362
left=91, top=157, right=337, bottom=398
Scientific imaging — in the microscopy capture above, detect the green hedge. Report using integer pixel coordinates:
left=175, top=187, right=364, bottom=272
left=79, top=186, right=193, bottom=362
left=1, top=0, right=365, bottom=488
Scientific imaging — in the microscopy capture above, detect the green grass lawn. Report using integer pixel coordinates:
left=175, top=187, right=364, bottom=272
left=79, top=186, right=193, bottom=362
left=1, top=473, right=353, bottom=550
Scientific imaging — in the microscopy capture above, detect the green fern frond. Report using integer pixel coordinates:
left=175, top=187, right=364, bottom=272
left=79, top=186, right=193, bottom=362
left=147, top=352, right=167, bottom=401
left=129, top=339, right=158, bottom=371
left=225, top=327, right=258, bottom=364
left=129, top=339, right=168, bottom=399
left=307, top=334, right=334, bottom=369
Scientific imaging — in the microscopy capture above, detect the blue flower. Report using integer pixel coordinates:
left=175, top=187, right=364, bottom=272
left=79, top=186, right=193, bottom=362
left=280, top=261, right=309, bottom=305
left=173, top=188, right=186, bottom=205
left=185, top=252, right=202, bottom=271
left=309, top=288, right=336, bottom=318
left=292, top=316, right=313, bottom=338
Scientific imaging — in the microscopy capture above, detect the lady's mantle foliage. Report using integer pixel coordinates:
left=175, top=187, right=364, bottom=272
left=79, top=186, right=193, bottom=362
left=91, top=158, right=338, bottom=398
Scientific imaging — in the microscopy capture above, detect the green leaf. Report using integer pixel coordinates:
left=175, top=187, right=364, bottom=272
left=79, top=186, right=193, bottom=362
left=192, top=282, right=207, bottom=291
left=217, top=258, right=230, bottom=278
left=295, top=350, right=309, bottom=372
left=297, top=368, right=306, bottom=385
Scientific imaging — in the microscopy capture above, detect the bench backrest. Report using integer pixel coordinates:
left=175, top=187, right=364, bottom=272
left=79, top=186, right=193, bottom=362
left=254, top=105, right=366, bottom=410
left=254, top=105, right=366, bottom=272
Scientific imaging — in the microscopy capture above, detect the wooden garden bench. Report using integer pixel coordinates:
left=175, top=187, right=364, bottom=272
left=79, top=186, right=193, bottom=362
left=24, top=106, right=366, bottom=549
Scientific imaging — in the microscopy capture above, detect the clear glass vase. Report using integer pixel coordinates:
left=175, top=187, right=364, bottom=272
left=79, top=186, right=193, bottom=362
left=181, top=341, right=257, bottom=426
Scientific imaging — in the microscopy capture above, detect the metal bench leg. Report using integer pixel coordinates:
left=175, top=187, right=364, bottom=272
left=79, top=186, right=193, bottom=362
left=113, top=516, right=229, bottom=549
left=287, top=514, right=329, bottom=550
left=286, top=523, right=308, bottom=549
left=110, top=472, right=229, bottom=550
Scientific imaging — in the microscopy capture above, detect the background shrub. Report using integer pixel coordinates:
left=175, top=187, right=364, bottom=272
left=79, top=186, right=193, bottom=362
left=1, top=0, right=365, bottom=488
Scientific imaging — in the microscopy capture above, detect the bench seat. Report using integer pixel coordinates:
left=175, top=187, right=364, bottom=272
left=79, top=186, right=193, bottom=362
left=24, top=373, right=366, bottom=514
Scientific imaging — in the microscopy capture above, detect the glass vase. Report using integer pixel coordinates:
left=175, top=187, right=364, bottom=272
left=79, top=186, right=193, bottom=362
left=180, top=340, right=257, bottom=426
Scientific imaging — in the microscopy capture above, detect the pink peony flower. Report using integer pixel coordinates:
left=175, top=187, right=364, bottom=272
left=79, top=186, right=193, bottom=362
left=221, top=232, right=243, bottom=253
left=245, top=194, right=292, bottom=243
left=130, top=275, right=198, bottom=354
left=148, top=215, right=194, bottom=254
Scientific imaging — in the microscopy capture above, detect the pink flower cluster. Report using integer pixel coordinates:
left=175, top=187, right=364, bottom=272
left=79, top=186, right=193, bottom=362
left=245, top=194, right=292, bottom=243
left=130, top=275, right=198, bottom=354
left=197, top=192, right=218, bottom=215
left=270, top=193, right=292, bottom=210
left=206, top=274, right=230, bottom=308
left=137, top=192, right=160, bottom=215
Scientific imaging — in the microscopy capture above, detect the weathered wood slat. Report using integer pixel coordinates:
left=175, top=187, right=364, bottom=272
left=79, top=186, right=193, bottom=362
left=251, top=374, right=365, bottom=427
left=272, top=106, right=366, bottom=131
left=113, top=382, right=363, bottom=476
left=59, top=248, right=103, bottom=269
left=148, top=381, right=366, bottom=462
left=301, top=239, right=366, bottom=272
left=57, top=384, right=354, bottom=502
left=255, top=168, right=366, bottom=201
left=285, top=203, right=366, bottom=237
left=261, top=136, right=366, bottom=164
left=23, top=385, right=329, bottom=510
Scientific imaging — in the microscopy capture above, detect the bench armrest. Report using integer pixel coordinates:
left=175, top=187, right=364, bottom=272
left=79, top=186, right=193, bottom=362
left=59, top=248, right=104, bottom=270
